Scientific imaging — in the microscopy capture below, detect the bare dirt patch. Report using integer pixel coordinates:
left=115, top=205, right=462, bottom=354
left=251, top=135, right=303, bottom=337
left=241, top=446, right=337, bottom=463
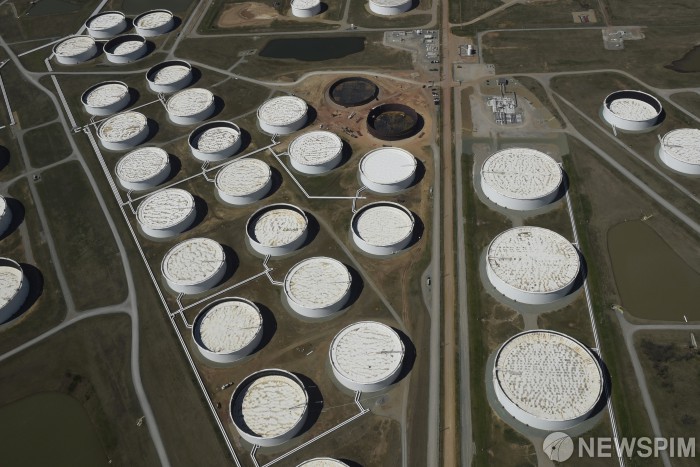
left=216, top=2, right=280, bottom=28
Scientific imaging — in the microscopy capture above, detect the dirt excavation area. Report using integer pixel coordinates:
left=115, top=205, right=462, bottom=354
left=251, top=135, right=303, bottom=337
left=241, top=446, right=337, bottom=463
left=216, top=2, right=280, bottom=27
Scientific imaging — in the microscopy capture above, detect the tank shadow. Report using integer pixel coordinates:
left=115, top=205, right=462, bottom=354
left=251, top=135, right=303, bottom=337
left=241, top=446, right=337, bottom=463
left=391, top=327, right=416, bottom=385
left=266, top=165, right=283, bottom=199
left=253, top=301, right=277, bottom=354
left=187, top=194, right=209, bottom=232
left=163, top=154, right=182, bottom=184
left=0, top=146, right=9, bottom=172
left=344, top=265, right=364, bottom=310
left=293, top=372, right=324, bottom=437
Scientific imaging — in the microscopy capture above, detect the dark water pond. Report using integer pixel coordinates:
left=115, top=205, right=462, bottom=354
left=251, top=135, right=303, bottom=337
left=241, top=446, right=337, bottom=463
left=259, top=37, right=366, bottom=61
left=665, top=45, right=700, bottom=73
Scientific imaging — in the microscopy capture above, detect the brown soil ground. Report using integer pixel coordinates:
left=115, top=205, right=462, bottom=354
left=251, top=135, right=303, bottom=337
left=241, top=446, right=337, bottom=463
left=216, top=2, right=280, bottom=28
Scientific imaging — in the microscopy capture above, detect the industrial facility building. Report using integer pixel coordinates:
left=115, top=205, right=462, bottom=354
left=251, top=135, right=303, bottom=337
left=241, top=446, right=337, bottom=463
left=134, top=9, right=175, bottom=37
left=230, top=369, right=309, bottom=446
left=257, top=96, right=308, bottom=135
left=161, top=238, right=226, bottom=294
left=659, top=128, right=700, bottom=175
left=359, top=147, right=417, bottom=193
left=192, top=297, right=263, bottom=364
left=81, top=81, right=131, bottom=116
left=104, top=34, right=148, bottom=64
left=97, top=111, right=149, bottom=150
left=493, top=330, right=605, bottom=430
left=351, top=201, right=414, bottom=255
left=284, top=256, right=352, bottom=318
left=215, top=158, right=272, bottom=205
left=291, top=0, right=322, bottom=17
left=0, top=258, right=29, bottom=324
left=53, top=36, right=98, bottom=65
left=486, top=226, right=581, bottom=304
left=368, top=0, right=413, bottom=16
left=188, top=121, right=242, bottom=161
left=166, top=88, right=216, bottom=125
left=146, top=60, right=193, bottom=93
left=115, top=147, right=171, bottom=191
left=480, top=148, right=563, bottom=210
left=85, top=11, right=127, bottom=38
left=288, top=131, right=344, bottom=174
left=329, top=321, right=405, bottom=392
left=137, top=188, right=196, bottom=238
left=246, top=204, right=309, bottom=256
left=602, top=90, right=662, bottom=131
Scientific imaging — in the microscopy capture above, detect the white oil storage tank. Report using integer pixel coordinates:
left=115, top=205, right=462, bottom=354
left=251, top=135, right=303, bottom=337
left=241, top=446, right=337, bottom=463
left=291, top=0, right=322, bottom=17
left=146, top=60, right=193, bottom=93
left=368, top=0, right=413, bottom=16
left=188, top=121, right=242, bottom=161
left=161, top=238, right=226, bottom=294
left=230, top=369, right=310, bottom=447
left=480, top=148, right=563, bottom=210
left=215, top=158, right=272, bottom=205
left=85, top=11, right=127, bottom=39
left=493, top=330, right=605, bottom=430
left=53, top=36, right=98, bottom=65
left=297, top=459, right=349, bottom=467
left=137, top=188, right=196, bottom=238
left=288, top=131, right=343, bottom=174
left=659, top=128, right=700, bottom=175
left=0, top=258, right=30, bottom=324
left=246, top=204, right=309, bottom=256
left=257, top=96, right=308, bottom=135
left=359, top=147, right=417, bottom=193
left=0, top=195, right=12, bottom=237
left=115, top=147, right=171, bottom=191
left=134, top=9, right=175, bottom=37
left=602, top=90, right=662, bottom=131
left=81, top=81, right=130, bottom=116
left=486, top=226, right=581, bottom=305
left=166, top=88, right=215, bottom=125
left=98, top=111, right=149, bottom=150
left=329, top=321, right=405, bottom=392
left=192, top=297, right=263, bottom=364
left=351, top=201, right=414, bottom=255
left=284, top=257, right=352, bottom=318
left=104, top=34, right=148, bottom=64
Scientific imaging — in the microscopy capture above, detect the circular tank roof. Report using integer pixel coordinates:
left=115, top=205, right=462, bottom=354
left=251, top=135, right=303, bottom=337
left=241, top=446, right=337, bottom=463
left=289, top=131, right=343, bottom=166
left=0, top=261, right=23, bottom=310
left=354, top=203, right=413, bottom=247
left=297, top=459, right=349, bottom=467
left=54, top=36, right=95, bottom=57
left=495, top=330, right=604, bottom=423
left=196, top=299, right=262, bottom=354
left=162, top=238, right=225, bottom=287
left=360, top=147, right=417, bottom=185
left=284, top=257, right=352, bottom=309
left=234, top=371, right=308, bottom=438
left=83, top=81, right=129, bottom=108
left=109, top=37, right=145, bottom=56
left=0, top=195, right=7, bottom=217
left=98, top=111, right=147, bottom=143
left=167, top=88, right=214, bottom=117
left=604, top=91, right=662, bottom=122
left=330, top=321, right=404, bottom=386
left=135, top=10, right=173, bottom=29
left=257, top=96, right=308, bottom=126
left=149, top=62, right=191, bottom=85
left=250, top=206, right=307, bottom=247
left=661, top=128, right=700, bottom=166
left=487, top=226, right=580, bottom=294
left=192, top=125, right=240, bottom=153
left=137, top=188, right=194, bottom=230
left=87, top=12, right=124, bottom=30
left=481, top=148, right=562, bottom=201
left=216, top=159, right=271, bottom=197
left=116, top=147, right=169, bottom=183
left=371, top=0, right=411, bottom=5
left=291, top=0, right=321, bottom=8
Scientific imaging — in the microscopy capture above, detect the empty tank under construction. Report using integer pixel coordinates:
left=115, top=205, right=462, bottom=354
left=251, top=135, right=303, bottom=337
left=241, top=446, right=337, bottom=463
left=359, top=147, right=417, bottom=193
left=493, top=330, right=605, bottom=430
left=192, top=297, right=263, bottom=363
left=480, top=148, right=563, bottom=210
left=166, top=88, right=216, bottom=125
left=98, top=111, right=149, bottom=150
left=137, top=188, right=196, bottom=238
left=134, top=9, right=175, bottom=37
left=53, top=36, right=98, bottom=65
left=146, top=60, right=193, bottom=93
left=257, top=96, right=308, bottom=135
left=230, top=369, right=309, bottom=446
left=81, top=81, right=130, bottom=116
left=486, top=226, right=581, bottom=304
left=351, top=201, right=415, bottom=255
left=215, top=159, right=272, bottom=205
left=602, top=90, right=662, bottom=131
left=0, top=258, right=30, bottom=324
left=188, top=121, right=241, bottom=161
left=329, top=321, right=405, bottom=392
left=284, top=257, right=352, bottom=318
left=659, top=128, right=700, bottom=175
left=161, top=238, right=226, bottom=294
left=115, top=147, right=171, bottom=191
left=288, top=131, right=343, bottom=174
left=246, top=204, right=309, bottom=256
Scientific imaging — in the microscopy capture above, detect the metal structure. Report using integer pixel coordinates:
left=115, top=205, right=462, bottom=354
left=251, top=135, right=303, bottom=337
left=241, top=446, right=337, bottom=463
left=602, top=90, right=662, bottom=131
left=351, top=201, right=414, bottom=255
left=359, top=147, right=417, bottom=193
left=257, top=96, right=308, bottom=135
left=188, top=121, right=241, bottom=161
left=137, top=188, right=196, bottom=238
left=166, top=88, right=215, bottom=125
left=0, top=258, right=29, bottom=324
left=97, top=111, right=149, bottom=150
left=288, top=131, right=343, bottom=174
left=104, top=34, right=148, bottom=64
left=215, top=158, right=272, bottom=205
left=134, top=9, right=175, bottom=37
left=659, top=128, right=700, bottom=175
left=115, top=147, right=171, bottom=191
left=283, top=256, right=352, bottom=318
left=81, top=81, right=131, bottom=116
left=53, top=36, right=98, bottom=65
left=161, top=238, right=226, bottom=294
left=246, top=204, right=309, bottom=256
left=146, top=60, right=193, bottom=93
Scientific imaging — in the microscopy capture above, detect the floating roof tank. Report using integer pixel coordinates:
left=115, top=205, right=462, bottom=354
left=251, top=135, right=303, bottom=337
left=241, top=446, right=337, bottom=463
left=288, top=131, right=343, bottom=174
left=246, top=204, right=309, bottom=256
left=351, top=201, right=414, bottom=255
left=85, top=11, right=127, bottom=39
left=659, top=128, right=700, bottom=175
left=115, top=147, right=171, bottom=191
left=0, top=196, right=12, bottom=237
left=291, top=0, right=322, bottom=17
left=53, top=36, right=98, bottom=65
left=486, top=226, right=581, bottom=305
left=297, top=459, right=350, bottom=467
left=188, top=121, right=242, bottom=161
left=215, top=158, right=272, bottom=205
left=81, top=81, right=131, bottom=116
left=257, top=96, right=308, bottom=135
left=146, top=60, right=193, bottom=93
left=480, top=148, right=563, bottom=210
left=104, top=34, right=148, bottom=64
left=329, top=321, right=405, bottom=392
left=493, top=330, right=605, bottom=430
left=97, top=111, right=149, bottom=150
left=359, top=147, right=417, bottom=193
left=230, top=369, right=309, bottom=447
left=134, top=9, right=175, bottom=37
left=161, top=238, right=226, bottom=294
left=284, top=257, right=352, bottom=318
left=137, top=188, right=196, bottom=238
left=192, top=297, right=263, bottom=363
left=602, top=90, right=662, bottom=131
left=0, top=258, right=30, bottom=324
left=368, top=0, right=413, bottom=15
left=166, top=88, right=216, bottom=125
